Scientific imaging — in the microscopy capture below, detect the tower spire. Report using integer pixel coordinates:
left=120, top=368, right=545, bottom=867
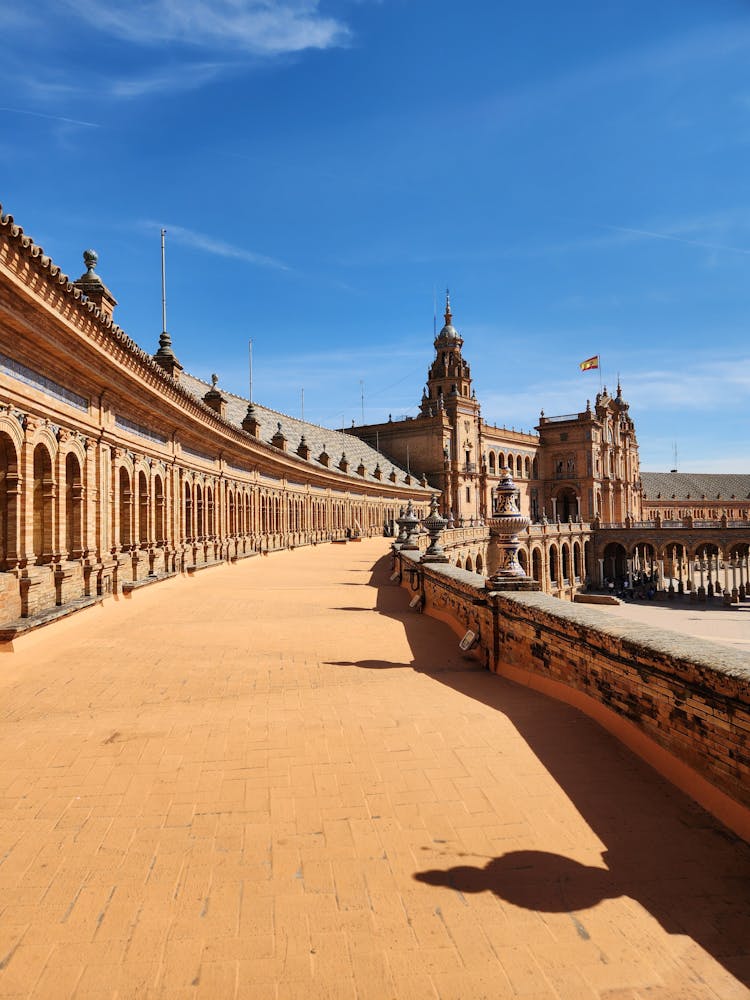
left=444, top=288, right=452, bottom=325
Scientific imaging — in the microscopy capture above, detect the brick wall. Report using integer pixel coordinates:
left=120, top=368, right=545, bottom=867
left=397, top=550, right=750, bottom=841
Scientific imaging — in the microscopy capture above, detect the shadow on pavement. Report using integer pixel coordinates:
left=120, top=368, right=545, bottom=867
left=332, top=553, right=750, bottom=988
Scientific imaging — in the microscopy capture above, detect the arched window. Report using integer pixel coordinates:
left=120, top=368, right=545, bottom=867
left=524, top=456, right=531, bottom=478
left=138, top=470, right=149, bottom=544
left=549, top=545, right=558, bottom=583
left=119, top=466, right=132, bottom=548
left=154, top=475, right=165, bottom=543
left=195, top=483, right=203, bottom=540
left=184, top=482, right=193, bottom=541
left=516, top=455, right=522, bottom=478
left=33, top=443, right=54, bottom=562
left=0, top=432, right=19, bottom=569
left=532, top=549, right=542, bottom=583
left=65, top=452, right=82, bottom=559
left=488, top=452, right=496, bottom=474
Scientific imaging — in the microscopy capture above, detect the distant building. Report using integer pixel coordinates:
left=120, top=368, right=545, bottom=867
left=641, top=473, right=750, bottom=523
left=348, top=295, right=644, bottom=525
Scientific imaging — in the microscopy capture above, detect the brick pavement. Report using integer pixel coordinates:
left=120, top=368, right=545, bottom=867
left=0, top=539, right=748, bottom=1000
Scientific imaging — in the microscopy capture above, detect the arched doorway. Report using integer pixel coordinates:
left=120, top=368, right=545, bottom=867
left=554, top=487, right=578, bottom=523
left=602, top=542, right=627, bottom=583
left=531, top=548, right=542, bottom=585
left=561, top=543, right=570, bottom=583
left=549, top=544, right=558, bottom=586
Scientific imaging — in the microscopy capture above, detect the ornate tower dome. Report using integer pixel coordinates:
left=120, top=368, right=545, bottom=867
left=434, top=290, right=463, bottom=349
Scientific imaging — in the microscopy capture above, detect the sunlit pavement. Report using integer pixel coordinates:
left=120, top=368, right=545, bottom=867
left=0, top=539, right=748, bottom=999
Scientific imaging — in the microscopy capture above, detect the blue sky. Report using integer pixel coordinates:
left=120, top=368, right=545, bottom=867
left=2, top=0, right=749, bottom=471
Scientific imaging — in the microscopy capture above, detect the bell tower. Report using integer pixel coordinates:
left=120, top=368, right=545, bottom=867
left=419, top=291, right=482, bottom=523
left=420, top=291, right=474, bottom=414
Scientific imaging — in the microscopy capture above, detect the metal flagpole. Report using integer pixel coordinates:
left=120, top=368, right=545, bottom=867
left=360, top=379, right=364, bottom=424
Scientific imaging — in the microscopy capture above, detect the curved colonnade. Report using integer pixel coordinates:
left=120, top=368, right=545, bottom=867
left=429, top=522, right=594, bottom=601
left=597, top=527, right=750, bottom=598
left=0, top=210, right=430, bottom=626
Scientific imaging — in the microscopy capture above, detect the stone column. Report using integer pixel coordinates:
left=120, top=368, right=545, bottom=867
left=598, top=557, right=605, bottom=587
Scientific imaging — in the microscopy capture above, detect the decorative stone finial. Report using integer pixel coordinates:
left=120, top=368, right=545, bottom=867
left=444, top=288, right=452, bottom=325
left=486, top=466, right=534, bottom=589
left=421, top=494, right=449, bottom=563
left=211, top=373, right=219, bottom=387
left=82, top=249, right=99, bottom=278
left=73, top=247, right=118, bottom=321
left=241, top=401, right=259, bottom=437
left=395, top=500, right=421, bottom=550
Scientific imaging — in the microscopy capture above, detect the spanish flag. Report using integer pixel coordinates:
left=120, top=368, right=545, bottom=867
left=579, top=355, right=599, bottom=371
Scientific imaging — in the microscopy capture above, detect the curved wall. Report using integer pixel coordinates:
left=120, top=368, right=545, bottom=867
left=0, top=210, right=430, bottom=627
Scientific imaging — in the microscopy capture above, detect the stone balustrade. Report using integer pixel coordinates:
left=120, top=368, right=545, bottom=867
left=393, top=546, right=750, bottom=842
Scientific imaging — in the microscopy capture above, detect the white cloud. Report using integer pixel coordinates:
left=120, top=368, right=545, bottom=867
left=0, top=106, right=99, bottom=128
left=142, top=221, right=290, bottom=271
left=64, top=0, right=350, bottom=55
left=596, top=223, right=750, bottom=258
left=109, top=63, right=226, bottom=99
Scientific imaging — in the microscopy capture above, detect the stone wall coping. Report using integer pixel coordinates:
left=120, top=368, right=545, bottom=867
left=495, top=589, right=750, bottom=681
left=401, top=550, right=750, bottom=682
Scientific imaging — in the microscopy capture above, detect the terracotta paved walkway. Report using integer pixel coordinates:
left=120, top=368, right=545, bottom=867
left=0, top=539, right=748, bottom=1000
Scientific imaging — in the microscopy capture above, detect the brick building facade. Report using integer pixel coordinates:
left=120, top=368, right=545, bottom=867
left=0, top=208, right=431, bottom=628
left=348, top=295, right=644, bottom=526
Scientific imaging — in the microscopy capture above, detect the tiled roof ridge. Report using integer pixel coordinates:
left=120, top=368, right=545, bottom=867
left=0, top=207, right=428, bottom=493
left=187, top=372, right=342, bottom=436
left=641, top=470, right=750, bottom=499
left=642, top=471, right=750, bottom=477
left=180, top=373, right=428, bottom=490
left=0, top=207, right=242, bottom=428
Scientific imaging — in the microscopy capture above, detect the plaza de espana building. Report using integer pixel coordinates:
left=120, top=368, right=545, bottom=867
left=1, top=205, right=750, bottom=633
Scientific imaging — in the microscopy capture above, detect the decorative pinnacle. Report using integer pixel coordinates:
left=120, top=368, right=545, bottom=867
left=444, top=288, right=452, bottom=325
left=211, top=373, right=219, bottom=388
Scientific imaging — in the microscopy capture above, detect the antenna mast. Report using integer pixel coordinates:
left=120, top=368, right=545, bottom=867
left=160, top=228, right=168, bottom=334
left=248, top=339, right=253, bottom=403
